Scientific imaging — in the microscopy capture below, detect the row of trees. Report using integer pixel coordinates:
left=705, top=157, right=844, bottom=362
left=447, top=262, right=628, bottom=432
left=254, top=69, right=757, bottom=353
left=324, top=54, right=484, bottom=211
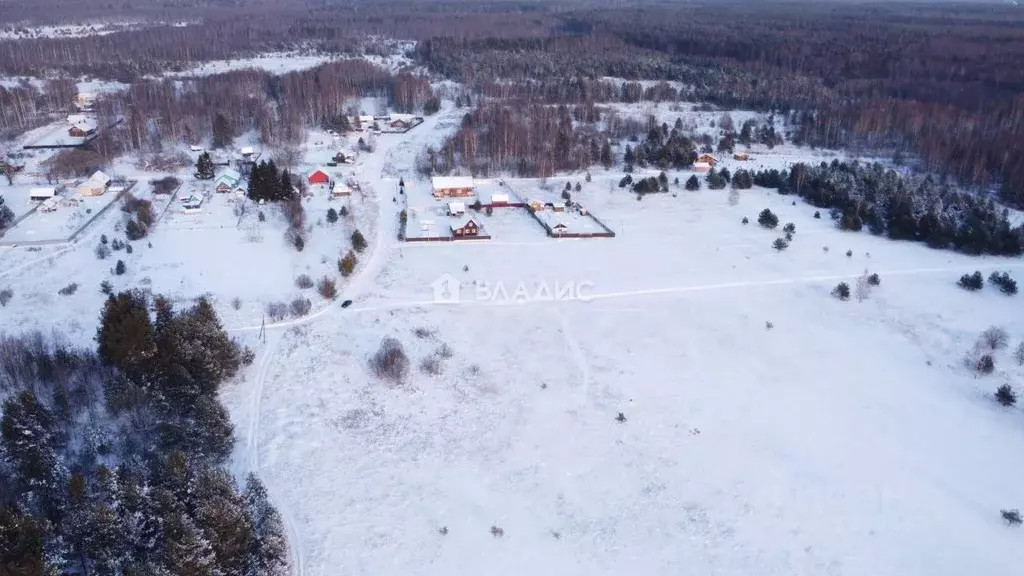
left=0, top=293, right=288, bottom=574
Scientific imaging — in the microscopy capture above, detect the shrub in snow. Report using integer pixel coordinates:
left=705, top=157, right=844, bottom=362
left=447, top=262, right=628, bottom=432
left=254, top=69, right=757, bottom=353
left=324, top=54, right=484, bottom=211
left=339, top=250, right=357, bottom=277
left=868, top=273, right=881, bottom=286
left=845, top=249, right=853, bottom=258
left=981, top=326, right=1009, bottom=351
left=757, top=208, right=779, bottom=229
left=822, top=246, right=829, bottom=253
left=95, top=243, right=111, bottom=260
left=266, top=302, right=287, bottom=321
left=989, top=271, right=1018, bottom=295
left=439, top=526, right=449, bottom=536
left=814, top=211, right=821, bottom=219
left=289, top=297, right=311, bottom=317
left=114, top=260, right=126, bottom=275
left=958, top=271, right=984, bottom=291
left=1002, top=509, right=1022, bottom=526
left=111, top=238, right=125, bottom=251
left=436, top=342, right=453, bottom=358
left=100, top=234, right=108, bottom=245
left=125, top=244, right=133, bottom=254
left=976, top=354, right=995, bottom=375
left=241, top=346, right=256, bottom=366
left=1015, top=342, right=1024, bottom=366
left=340, top=205, right=349, bottom=217
left=741, top=216, right=749, bottom=224
left=58, top=283, right=78, bottom=296
left=420, top=355, right=444, bottom=375
left=370, top=337, right=410, bottom=384
left=995, top=384, right=1017, bottom=407
left=685, top=175, right=700, bottom=191
left=125, top=218, right=148, bottom=241
left=232, top=297, right=242, bottom=310
left=0, top=287, right=11, bottom=307
left=99, top=281, right=112, bottom=295
left=316, top=276, right=337, bottom=300
left=258, top=211, right=266, bottom=222
left=783, top=222, right=795, bottom=234
left=832, top=282, right=851, bottom=301
left=295, top=274, right=314, bottom=289
left=772, top=238, right=789, bottom=251
left=616, top=412, right=627, bottom=422
left=490, top=525, right=505, bottom=538
left=290, top=231, right=305, bottom=252
left=414, top=327, right=434, bottom=339
left=351, top=229, right=368, bottom=252
left=765, top=321, right=774, bottom=330
left=326, top=207, right=339, bottom=224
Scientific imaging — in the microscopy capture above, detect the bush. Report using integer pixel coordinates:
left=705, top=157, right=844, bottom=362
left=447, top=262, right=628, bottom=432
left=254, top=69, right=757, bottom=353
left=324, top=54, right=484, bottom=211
left=958, top=271, right=984, bottom=291
left=125, top=244, right=133, bottom=254
left=0, top=287, right=12, bottom=306
left=340, top=205, right=349, bottom=217
left=338, top=250, right=357, bottom=277
left=316, top=276, right=337, bottom=300
left=783, top=222, right=795, bottom=234
left=95, top=243, right=111, bottom=259
left=100, top=234, right=108, bottom=244
left=125, top=218, right=148, bottom=241
left=292, top=233, right=305, bottom=252
left=58, top=283, right=78, bottom=296
left=757, top=208, right=779, bottom=229
left=326, top=207, right=339, bottom=223
left=741, top=216, right=748, bottom=224
left=351, top=229, right=368, bottom=252
left=995, top=384, right=1017, bottom=407
left=289, top=297, right=311, bottom=317
left=981, top=326, right=1009, bottom=351
left=369, top=337, right=410, bottom=384
left=266, top=301, right=287, bottom=321
left=685, top=175, right=700, bottom=191
left=420, top=355, right=444, bottom=375
left=832, top=282, right=851, bottom=300
left=1002, top=509, right=1022, bottom=526
left=772, top=238, right=789, bottom=251
left=1015, top=342, right=1024, bottom=366
left=976, top=354, right=995, bottom=375
left=867, top=273, right=881, bottom=286
left=813, top=211, right=821, bottom=219
left=241, top=346, right=256, bottom=366
left=99, top=280, right=112, bottom=295
left=295, top=274, right=314, bottom=289
left=111, top=238, right=125, bottom=251
left=114, top=260, right=126, bottom=275
left=232, top=297, right=242, bottom=310
left=845, top=249, right=853, bottom=257
left=989, top=271, right=1018, bottom=295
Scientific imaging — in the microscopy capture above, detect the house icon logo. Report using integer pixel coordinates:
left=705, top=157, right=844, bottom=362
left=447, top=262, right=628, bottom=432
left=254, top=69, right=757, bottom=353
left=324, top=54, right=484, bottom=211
left=431, top=273, right=461, bottom=304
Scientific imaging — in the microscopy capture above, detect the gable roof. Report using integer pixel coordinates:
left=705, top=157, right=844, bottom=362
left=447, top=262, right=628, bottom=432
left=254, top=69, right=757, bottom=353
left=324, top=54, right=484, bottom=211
left=432, top=176, right=474, bottom=190
left=450, top=217, right=479, bottom=230
left=83, top=170, right=110, bottom=188
left=29, top=187, right=56, bottom=199
left=215, top=169, right=241, bottom=185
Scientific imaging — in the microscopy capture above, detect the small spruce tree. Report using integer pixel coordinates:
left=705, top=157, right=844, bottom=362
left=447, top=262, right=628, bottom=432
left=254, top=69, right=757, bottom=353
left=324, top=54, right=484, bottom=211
left=995, top=384, right=1017, bottom=407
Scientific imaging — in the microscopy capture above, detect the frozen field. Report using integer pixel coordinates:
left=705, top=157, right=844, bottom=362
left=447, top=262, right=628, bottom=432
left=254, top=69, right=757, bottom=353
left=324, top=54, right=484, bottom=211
left=221, top=181, right=1024, bottom=576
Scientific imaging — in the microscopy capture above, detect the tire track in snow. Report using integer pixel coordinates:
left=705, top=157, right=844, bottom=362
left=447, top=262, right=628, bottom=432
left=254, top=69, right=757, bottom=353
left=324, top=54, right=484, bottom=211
left=558, top=310, right=592, bottom=405
left=245, top=330, right=306, bottom=576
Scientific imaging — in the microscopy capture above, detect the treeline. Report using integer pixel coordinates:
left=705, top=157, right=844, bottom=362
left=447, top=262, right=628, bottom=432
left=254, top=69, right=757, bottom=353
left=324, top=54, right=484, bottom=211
left=0, top=78, right=77, bottom=139
left=88, top=61, right=434, bottom=153
left=0, top=292, right=288, bottom=574
left=417, top=102, right=612, bottom=177
left=757, top=161, right=1024, bottom=257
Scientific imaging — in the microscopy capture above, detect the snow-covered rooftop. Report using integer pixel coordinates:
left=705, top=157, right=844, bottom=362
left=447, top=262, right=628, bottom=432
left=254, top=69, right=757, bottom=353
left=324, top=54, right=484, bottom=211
left=432, top=176, right=474, bottom=191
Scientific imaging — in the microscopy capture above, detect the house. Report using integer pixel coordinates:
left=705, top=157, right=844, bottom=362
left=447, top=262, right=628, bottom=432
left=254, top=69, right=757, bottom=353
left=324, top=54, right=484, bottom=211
left=390, top=118, right=410, bottom=130
left=190, top=145, right=205, bottom=153
left=551, top=222, right=569, bottom=235
left=233, top=186, right=247, bottom=197
left=77, top=171, right=111, bottom=196
left=693, top=161, right=711, bottom=174
left=29, top=188, right=56, bottom=202
left=67, top=114, right=89, bottom=125
left=734, top=153, right=750, bottom=161
left=432, top=176, right=474, bottom=198
left=180, top=194, right=203, bottom=211
left=308, top=167, right=330, bottom=186
left=697, top=153, right=719, bottom=166
left=450, top=217, right=480, bottom=237
left=529, top=199, right=545, bottom=212
left=68, top=118, right=98, bottom=138
left=332, top=183, right=352, bottom=197
left=214, top=169, right=242, bottom=193
left=489, top=192, right=510, bottom=207
left=240, top=146, right=256, bottom=158
left=333, top=151, right=353, bottom=164
left=447, top=201, right=466, bottom=217
left=75, top=92, right=96, bottom=110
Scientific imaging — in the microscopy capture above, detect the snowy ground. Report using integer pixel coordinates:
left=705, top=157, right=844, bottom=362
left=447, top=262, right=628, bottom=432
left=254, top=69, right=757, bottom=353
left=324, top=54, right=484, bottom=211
left=215, top=163, right=1024, bottom=576
left=4, top=96, right=1024, bottom=575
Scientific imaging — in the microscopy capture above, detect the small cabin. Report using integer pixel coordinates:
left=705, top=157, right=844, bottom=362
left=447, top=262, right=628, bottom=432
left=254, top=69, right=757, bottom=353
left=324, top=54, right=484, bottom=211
left=451, top=217, right=480, bottom=237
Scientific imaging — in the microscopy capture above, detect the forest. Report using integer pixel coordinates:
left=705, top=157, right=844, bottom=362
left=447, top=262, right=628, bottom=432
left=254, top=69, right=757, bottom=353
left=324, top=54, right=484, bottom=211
left=0, top=293, right=288, bottom=575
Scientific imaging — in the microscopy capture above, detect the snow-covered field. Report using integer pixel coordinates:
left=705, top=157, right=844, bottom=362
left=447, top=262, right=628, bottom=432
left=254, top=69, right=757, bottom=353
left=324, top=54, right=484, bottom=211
left=216, top=170, right=1024, bottom=576
left=3, top=95, right=1024, bottom=575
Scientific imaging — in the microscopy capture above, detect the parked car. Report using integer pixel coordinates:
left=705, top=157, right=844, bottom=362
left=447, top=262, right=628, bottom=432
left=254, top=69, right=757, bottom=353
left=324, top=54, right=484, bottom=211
left=341, top=300, right=353, bottom=308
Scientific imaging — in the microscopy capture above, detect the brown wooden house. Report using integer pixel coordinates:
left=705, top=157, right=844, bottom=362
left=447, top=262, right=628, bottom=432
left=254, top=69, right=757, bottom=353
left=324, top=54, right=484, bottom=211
left=451, top=217, right=480, bottom=237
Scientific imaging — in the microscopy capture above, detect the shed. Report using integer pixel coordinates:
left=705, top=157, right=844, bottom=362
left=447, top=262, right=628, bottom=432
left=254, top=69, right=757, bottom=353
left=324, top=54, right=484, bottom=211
left=78, top=171, right=111, bottom=196
left=29, top=188, right=57, bottom=201
left=489, top=192, right=510, bottom=206
left=308, top=167, right=330, bottom=186
left=693, top=162, right=711, bottom=174
left=448, top=201, right=466, bottom=216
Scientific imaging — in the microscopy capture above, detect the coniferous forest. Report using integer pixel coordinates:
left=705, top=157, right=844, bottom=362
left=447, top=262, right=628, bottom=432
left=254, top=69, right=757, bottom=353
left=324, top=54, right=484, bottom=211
left=0, top=293, right=287, bottom=575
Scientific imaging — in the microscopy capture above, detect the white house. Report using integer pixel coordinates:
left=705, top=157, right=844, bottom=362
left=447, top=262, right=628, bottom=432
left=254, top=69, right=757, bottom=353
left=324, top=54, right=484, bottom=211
left=29, top=187, right=56, bottom=202
left=447, top=201, right=466, bottom=216
left=180, top=194, right=203, bottom=212
left=693, top=161, right=711, bottom=174
left=431, top=176, right=474, bottom=197
left=78, top=171, right=111, bottom=196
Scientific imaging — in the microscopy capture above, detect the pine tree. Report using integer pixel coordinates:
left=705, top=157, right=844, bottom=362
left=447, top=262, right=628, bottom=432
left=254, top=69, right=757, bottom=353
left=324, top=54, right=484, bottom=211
left=195, top=470, right=254, bottom=576
left=351, top=229, right=368, bottom=252
left=0, top=195, right=14, bottom=230
left=601, top=142, right=613, bottom=169
left=96, top=291, right=156, bottom=375
left=244, top=474, right=289, bottom=576
left=326, top=208, right=338, bottom=224
left=194, top=152, right=215, bottom=180
left=161, top=511, right=216, bottom=575
left=685, top=175, right=700, bottom=191
left=1, top=392, right=66, bottom=514
left=0, top=507, right=47, bottom=575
